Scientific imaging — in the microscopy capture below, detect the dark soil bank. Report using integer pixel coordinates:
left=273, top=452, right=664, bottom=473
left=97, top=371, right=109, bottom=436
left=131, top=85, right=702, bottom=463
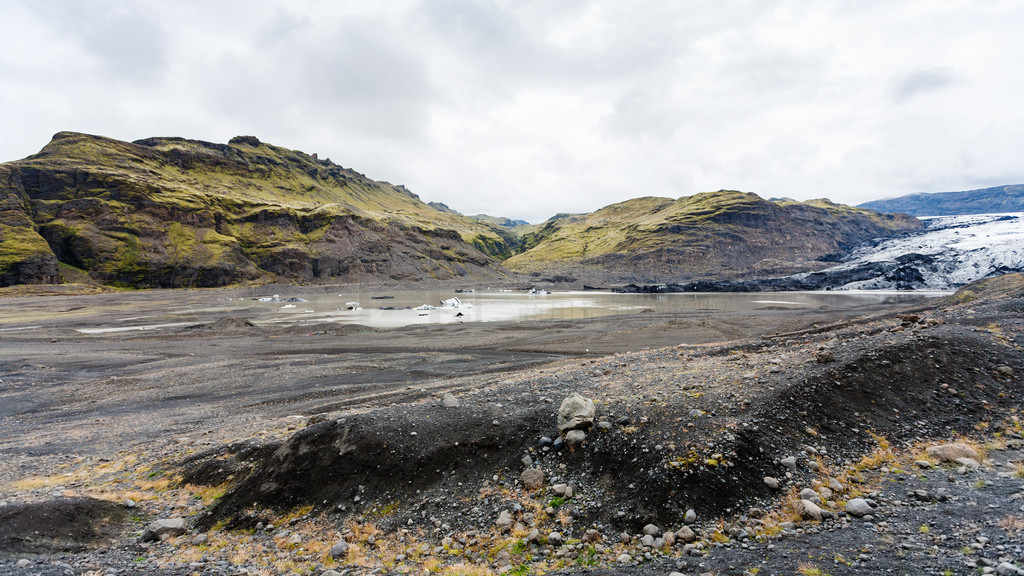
left=0, top=275, right=1022, bottom=575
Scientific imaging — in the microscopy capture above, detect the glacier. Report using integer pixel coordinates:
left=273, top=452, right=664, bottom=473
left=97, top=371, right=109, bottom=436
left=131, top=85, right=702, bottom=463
left=802, top=212, right=1024, bottom=290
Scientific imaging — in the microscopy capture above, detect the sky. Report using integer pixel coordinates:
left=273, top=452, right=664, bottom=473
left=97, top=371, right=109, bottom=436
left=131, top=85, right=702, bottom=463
left=2, top=1, right=1023, bottom=223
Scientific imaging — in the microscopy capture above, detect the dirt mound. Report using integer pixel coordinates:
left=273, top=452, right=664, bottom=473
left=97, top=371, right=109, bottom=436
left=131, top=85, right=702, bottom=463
left=186, top=317, right=258, bottom=332
left=0, top=498, right=130, bottom=553
left=272, top=323, right=376, bottom=336
left=946, top=272, right=1024, bottom=304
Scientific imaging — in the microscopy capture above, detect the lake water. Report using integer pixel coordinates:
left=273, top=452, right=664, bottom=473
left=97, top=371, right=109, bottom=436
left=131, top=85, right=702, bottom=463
left=240, top=289, right=946, bottom=329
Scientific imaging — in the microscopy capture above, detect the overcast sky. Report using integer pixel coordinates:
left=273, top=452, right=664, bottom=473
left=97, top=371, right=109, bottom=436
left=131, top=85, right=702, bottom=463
left=2, top=1, right=1023, bottom=223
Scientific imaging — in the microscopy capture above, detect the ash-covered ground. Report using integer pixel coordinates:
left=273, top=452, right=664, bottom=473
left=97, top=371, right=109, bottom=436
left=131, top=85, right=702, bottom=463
left=1, top=275, right=1023, bottom=576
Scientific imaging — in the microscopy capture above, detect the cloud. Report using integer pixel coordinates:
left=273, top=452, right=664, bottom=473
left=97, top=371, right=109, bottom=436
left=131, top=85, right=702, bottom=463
left=889, top=67, right=960, bottom=103
left=1, top=0, right=1024, bottom=222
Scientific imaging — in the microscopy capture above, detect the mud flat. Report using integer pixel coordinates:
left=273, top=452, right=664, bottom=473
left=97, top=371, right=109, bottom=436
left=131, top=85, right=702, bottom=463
left=0, top=277, right=1022, bottom=575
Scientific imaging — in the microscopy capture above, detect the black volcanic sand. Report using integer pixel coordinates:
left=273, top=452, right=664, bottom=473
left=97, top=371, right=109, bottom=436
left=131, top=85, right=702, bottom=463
left=0, top=279, right=1022, bottom=575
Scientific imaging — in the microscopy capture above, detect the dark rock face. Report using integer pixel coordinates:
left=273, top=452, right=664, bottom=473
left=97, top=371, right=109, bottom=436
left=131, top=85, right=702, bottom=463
left=0, top=132, right=513, bottom=287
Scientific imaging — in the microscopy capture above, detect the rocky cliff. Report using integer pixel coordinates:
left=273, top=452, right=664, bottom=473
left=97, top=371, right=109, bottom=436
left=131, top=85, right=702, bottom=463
left=0, top=132, right=516, bottom=287
left=504, top=191, right=923, bottom=283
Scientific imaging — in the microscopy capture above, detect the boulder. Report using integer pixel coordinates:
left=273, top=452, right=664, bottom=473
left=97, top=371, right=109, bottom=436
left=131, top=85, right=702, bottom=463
left=926, top=443, right=979, bottom=463
left=564, top=429, right=587, bottom=448
left=557, top=393, right=595, bottom=433
left=676, top=526, right=697, bottom=543
left=329, top=539, right=349, bottom=559
left=140, top=518, right=186, bottom=542
left=844, top=498, right=875, bottom=518
left=496, top=510, right=513, bottom=530
left=520, top=468, right=545, bottom=491
left=793, top=499, right=822, bottom=521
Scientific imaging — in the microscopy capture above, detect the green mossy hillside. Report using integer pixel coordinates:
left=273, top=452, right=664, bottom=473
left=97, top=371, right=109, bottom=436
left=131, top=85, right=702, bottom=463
left=0, top=132, right=514, bottom=287
left=505, top=190, right=922, bottom=283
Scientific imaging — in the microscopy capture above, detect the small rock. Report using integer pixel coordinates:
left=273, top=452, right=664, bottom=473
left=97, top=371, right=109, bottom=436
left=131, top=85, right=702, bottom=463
left=763, top=476, right=781, bottom=489
left=926, top=443, right=979, bottom=462
left=557, top=393, right=596, bottom=433
left=582, top=529, right=602, bottom=543
left=528, top=528, right=541, bottom=542
left=521, top=455, right=533, bottom=467
left=684, top=508, right=697, bottom=524
left=828, top=478, right=844, bottom=493
left=520, top=468, right=545, bottom=491
left=547, top=531, right=563, bottom=546
left=663, top=531, right=676, bottom=546
left=793, top=499, right=822, bottom=521
left=642, top=523, right=660, bottom=536
left=995, top=365, right=1014, bottom=379
left=914, top=460, right=933, bottom=469
left=564, top=429, right=587, bottom=448
left=321, top=570, right=343, bottom=576
left=329, top=539, right=349, bottom=560
left=640, top=534, right=655, bottom=547
left=441, top=393, right=460, bottom=408
left=815, top=349, right=835, bottom=363
left=845, top=498, right=875, bottom=518
left=596, top=420, right=612, bottom=431
left=616, top=553, right=632, bottom=564
left=16, top=560, right=31, bottom=569
left=553, top=483, right=569, bottom=496
left=781, top=456, right=798, bottom=471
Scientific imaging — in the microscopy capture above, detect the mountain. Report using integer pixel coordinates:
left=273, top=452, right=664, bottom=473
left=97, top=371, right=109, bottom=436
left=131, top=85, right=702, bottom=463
left=0, top=132, right=516, bottom=287
left=504, top=191, right=923, bottom=283
left=858, top=184, right=1024, bottom=216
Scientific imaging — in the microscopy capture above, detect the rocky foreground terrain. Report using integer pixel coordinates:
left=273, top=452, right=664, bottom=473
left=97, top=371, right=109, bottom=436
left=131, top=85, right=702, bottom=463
left=0, top=274, right=1022, bottom=576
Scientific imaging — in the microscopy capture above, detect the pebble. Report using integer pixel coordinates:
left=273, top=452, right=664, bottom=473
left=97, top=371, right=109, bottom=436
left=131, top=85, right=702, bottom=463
left=781, top=456, right=798, bottom=471
left=684, top=508, right=697, bottom=524
left=16, top=560, right=31, bottom=568
left=547, top=532, right=563, bottom=546
left=764, top=476, right=781, bottom=489
left=441, top=393, right=460, bottom=408
left=616, top=553, right=632, bottom=564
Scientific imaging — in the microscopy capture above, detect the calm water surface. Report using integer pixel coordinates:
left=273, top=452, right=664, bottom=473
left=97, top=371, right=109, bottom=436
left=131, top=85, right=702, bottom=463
left=244, top=289, right=946, bottom=329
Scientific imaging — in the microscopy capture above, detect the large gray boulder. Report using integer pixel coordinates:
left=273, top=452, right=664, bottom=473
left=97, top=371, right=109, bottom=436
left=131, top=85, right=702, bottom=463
left=140, top=518, right=186, bottom=542
left=557, top=393, right=595, bottom=433
left=926, top=443, right=979, bottom=463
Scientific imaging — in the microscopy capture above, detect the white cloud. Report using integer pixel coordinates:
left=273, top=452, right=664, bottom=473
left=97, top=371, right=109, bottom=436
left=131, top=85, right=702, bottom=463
left=1, top=0, right=1023, bottom=223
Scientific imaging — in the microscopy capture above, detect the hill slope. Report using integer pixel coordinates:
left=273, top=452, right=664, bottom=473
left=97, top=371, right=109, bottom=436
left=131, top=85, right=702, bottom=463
left=0, top=132, right=516, bottom=287
left=505, top=191, right=923, bottom=283
left=858, top=184, right=1024, bottom=216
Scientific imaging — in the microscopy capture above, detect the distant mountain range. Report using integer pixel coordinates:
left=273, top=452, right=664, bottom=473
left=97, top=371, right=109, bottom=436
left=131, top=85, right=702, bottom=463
left=858, top=185, right=1024, bottom=216
left=0, top=132, right=923, bottom=288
